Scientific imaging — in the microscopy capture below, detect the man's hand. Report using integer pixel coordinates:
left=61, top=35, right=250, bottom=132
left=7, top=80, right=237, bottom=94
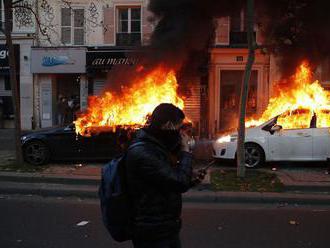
left=180, top=130, right=191, bottom=153
left=191, top=169, right=207, bottom=185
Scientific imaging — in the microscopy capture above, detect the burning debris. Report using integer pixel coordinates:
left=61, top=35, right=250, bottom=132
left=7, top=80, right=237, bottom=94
left=74, top=66, right=184, bottom=136
left=246, top=62, right=330, bottom=129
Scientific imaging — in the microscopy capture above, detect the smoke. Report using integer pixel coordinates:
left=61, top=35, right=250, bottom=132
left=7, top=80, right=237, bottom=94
left=257, top=0, right=330, bottom=78
left=106, top=0, right=330, bottom=91
left=105, top=0, right=244, bottom=92
left=146, top=0, right=244, bottom=70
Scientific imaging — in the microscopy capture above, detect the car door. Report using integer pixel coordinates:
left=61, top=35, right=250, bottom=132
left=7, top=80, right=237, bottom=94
left=93, top=131, right=119, bottom=159
left=312, top=127, right=330, bottom=160
left=268, top=128, right=313, bottom=161
left=76, top=134, right=99, bottom=159
left=47, top=126, right=80, bottom=159
left=77, top=131, right=118, bottom=160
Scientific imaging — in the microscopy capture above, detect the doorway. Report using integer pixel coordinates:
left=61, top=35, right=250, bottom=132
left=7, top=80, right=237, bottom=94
left=219, top=70, right=258, bottom=131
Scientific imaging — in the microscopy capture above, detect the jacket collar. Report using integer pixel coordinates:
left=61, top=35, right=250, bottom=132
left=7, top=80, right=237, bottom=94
left=135, top=128, right=169, bottom=152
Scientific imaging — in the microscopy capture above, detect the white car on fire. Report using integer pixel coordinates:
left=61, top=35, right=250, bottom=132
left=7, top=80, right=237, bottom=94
left=213, top=110, right=330, bottom=168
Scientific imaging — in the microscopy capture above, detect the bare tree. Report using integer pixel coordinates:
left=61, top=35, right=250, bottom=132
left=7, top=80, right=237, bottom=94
left=236, top=0, right=257, bottom=178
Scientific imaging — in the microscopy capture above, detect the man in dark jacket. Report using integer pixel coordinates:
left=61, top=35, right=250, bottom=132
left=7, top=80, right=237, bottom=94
left=126, top=103, right=203, bottom=248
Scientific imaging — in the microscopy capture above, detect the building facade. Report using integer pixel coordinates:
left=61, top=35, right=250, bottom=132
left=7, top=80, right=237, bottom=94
left=32, top=0, right=157, bottom=128
left=8, top=1, right=329, bottom=137
left=208, top=11, right=275, bottom=138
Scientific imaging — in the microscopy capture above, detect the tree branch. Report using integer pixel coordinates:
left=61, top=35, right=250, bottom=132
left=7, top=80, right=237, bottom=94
left=11, top=4, right=52, bottom=43
left=12, top=0, right=25, bottom=6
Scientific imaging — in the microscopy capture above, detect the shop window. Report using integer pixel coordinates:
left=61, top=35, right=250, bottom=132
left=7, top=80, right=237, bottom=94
left=61, top=8, right=85, bottom=45
left=0, top=96, right=14, bottom=120
left=116, top=6, right=141, bottom=46
left=4, top=75, right=10, bottom=90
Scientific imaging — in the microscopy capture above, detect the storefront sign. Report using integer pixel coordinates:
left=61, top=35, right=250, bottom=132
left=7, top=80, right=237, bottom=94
left=31, top=47, right=86, bottom=73
left=86, top=49, right=139, bottom=72
left=0, top=44, right=20, bottom=73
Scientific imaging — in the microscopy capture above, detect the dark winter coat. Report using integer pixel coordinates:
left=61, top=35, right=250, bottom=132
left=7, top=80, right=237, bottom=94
left=125, top=129, right=193, bottom=241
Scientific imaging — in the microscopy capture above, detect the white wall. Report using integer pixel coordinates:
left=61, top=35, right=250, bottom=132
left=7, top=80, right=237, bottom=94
left=20, top=39, right=34, bottom=130
left=39, top=74, right=53, bottom=128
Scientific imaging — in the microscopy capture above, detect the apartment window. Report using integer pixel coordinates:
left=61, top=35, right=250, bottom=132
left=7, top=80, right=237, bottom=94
left=116, top=7, right=141, bottom=46
left=61, top=8, right=85, bottom=45
left=230, top=9, right=243, bottom=32
left=230, top=8, right=255, bottom=45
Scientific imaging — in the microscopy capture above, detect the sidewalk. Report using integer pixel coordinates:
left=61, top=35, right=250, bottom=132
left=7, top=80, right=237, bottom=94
left=0, top=163, right=330, bottom=204
left=272, top=167, right=330, bottom=192
left=0, top=129, right=15, bottom=151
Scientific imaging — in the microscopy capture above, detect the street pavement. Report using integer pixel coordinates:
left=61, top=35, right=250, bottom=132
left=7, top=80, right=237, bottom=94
left=0, top=195, right=329, bottom=248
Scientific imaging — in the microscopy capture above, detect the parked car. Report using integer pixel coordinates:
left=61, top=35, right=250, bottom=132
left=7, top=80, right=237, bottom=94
left=213, top=110, right=330, bottom=168
left=21, top=124, right=133, bottom=165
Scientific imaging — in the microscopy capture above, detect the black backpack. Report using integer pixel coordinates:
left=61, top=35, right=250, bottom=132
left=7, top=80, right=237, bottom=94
left=98, top=142, right=143, bottom=242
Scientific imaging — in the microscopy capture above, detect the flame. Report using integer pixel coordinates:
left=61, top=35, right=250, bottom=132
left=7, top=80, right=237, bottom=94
left=74, top=66, right=184, bottom=136
left=246, top=62, right=330, bottom=129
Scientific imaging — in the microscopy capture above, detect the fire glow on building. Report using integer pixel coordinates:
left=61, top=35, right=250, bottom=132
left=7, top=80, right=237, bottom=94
left=74, top=66, right=185, bottom=136
left=247, top=62, right=330, bottom=129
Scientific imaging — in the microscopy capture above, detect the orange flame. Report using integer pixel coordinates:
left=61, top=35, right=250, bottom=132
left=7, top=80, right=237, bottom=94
left=74, top=66, right=185, bottom=136
left=246, top=62, right=330, bottom=129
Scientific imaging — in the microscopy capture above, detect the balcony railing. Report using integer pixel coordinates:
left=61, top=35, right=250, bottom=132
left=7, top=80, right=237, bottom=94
left=230, top=31, right=256, bottom=45
left=116, top=33, right=141, bottom=46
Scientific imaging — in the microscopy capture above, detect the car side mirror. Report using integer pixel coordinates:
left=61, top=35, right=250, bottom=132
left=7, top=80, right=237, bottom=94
left=270, top=125, right=282, bottom=134
left=64, top=124, right=75, bottom=132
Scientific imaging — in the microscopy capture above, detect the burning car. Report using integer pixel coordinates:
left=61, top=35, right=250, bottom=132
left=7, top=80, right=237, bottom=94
left=22, top=66, right=186, bottom=165
left=21, top=124, right=134, bottom=165
left=214, top=62, right=330, bottom=168
left=213, top=109, right=330, bottom=168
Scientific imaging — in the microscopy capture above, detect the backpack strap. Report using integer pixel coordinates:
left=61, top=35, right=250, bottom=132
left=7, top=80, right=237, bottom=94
left=127, top=141, right=146, bottom=151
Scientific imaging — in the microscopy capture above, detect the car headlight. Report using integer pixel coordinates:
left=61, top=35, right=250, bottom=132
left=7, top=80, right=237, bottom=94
left=21, top=136, right=27, bottom=141
left=216, top=135, right=238, bottom=143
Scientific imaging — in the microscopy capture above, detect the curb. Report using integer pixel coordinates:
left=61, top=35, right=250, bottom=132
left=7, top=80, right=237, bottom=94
left=184, top=191, right=330, bottom=205
left=1, top=181, right=330, bottom=205
left=284, top=185, right=330, bottom=193
left=3, top=171, right=330, bottom=193
left=0, top=172, right=100, bottom=186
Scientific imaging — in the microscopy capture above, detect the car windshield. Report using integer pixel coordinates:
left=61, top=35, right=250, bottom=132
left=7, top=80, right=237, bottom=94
left=276, top=109, right=312, bottom=129
left=263, top=108, right=330, bottom=130
left=315, top=109, right=330, bottom=128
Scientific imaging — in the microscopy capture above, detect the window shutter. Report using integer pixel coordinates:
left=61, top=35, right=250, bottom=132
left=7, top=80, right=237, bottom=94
left=104, top=7, right=115, bottom=44
left=73, top=9, right=84, bottom=45
left=215, top=17, right=229, bottom=45
left=61, top=8, right=71, bottom=44
left=256, top=26, right=264, bottom=45
left=142, top=7, right=152, bottom=45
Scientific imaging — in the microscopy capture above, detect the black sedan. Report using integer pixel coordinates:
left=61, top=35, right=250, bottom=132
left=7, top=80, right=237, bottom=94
left=21, top=124, right=132, bottom=165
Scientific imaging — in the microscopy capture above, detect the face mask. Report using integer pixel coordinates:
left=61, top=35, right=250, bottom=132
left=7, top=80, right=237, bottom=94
left=159, top=129, right=181, bottom=151
left=147, top=128, right=181, bottom=151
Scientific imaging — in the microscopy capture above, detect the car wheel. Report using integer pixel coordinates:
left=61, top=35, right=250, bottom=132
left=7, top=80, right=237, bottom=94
left=23, top=141, right=50, bottom=165
left=244, top=143, right=265, bottom=168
